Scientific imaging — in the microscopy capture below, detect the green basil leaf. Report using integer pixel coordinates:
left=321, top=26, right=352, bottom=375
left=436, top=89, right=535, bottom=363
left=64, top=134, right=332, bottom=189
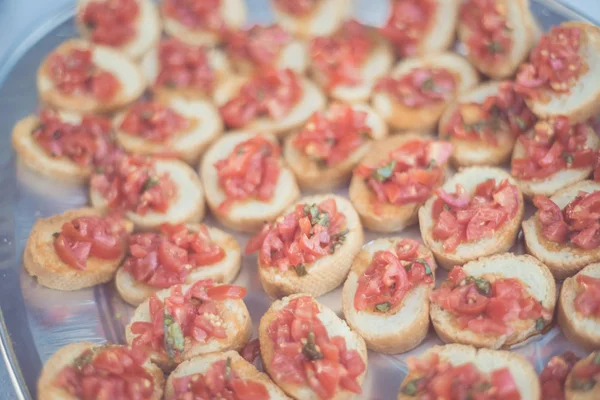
left=295, top=264, right=308, bottom=277
left=375, top=302, right=391, bottom=313
left=164, top=309, right=185, bottom=359
left=142, top=176, right=160, bottom=192
left=372, top=160, right=397, bottom=182
left=401, top=379, right=421, bottom=396
left=535, top=317, right=545, bottom=332
left=302, top=331, right=323, bottom=361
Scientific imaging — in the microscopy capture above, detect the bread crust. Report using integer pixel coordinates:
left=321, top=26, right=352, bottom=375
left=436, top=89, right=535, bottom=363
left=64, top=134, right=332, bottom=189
left=565, top=353, right=600, bottom=400
left=406, top=0, right=460, bottom=57
left=270, top=0, right=351, bottom=39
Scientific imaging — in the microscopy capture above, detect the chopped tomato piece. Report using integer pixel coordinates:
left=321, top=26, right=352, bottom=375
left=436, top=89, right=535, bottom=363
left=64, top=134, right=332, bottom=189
left=226, top=24, right=292, bottom=68
left=574, top=274, right=600, bottom=318
left=540, top=351, right=580, bottom=400
left=162, top=0, right=224, bottom=32
left=120, top=101, right=191, bottom=142
left=155, top=39, right=215, bottom=93
left=80, top=0, right=139, bottom=47
left=376, top=67, right=456, bottom=108
left=273, top=0, right=318, bottom=16
left=380, top=0, right=436, bottom=57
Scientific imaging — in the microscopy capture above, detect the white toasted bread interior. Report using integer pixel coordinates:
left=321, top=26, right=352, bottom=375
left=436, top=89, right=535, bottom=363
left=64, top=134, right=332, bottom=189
left=37, top=39, right=146, bottom=114
left=164, top=351, right=290, bottom=399
left=38, top=342, right=164, bottom=400
left=430, top=254, right=556, bottom=349
left=397, top=344, right=540, bottom=400
left=283, top=103, right=388, bottom=191
left=342, top=238, right=436, bottom=354
left=114, top=98, right=223, bottom=164
left=200, top=131, right=300, bottom=233
left=90, top=158, right=205, bottom=231
left=565, top=352, right=600, bottom=400
left=258, top=194, right=364, bottom=299
left=523, top=180, right=600, bottom=280
left=372, top=52, right=479, bottom=132
left=259, top=294, right=368, bottom=400
left=271, top=0, right=352, bottom=39
left=76, top=0, right=161, bottom=59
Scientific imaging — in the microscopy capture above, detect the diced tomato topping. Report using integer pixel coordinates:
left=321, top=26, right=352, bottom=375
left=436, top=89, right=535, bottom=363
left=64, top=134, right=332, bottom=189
left=123, top=223, right=225, bottom=288
left=540, top=351, right=581, bottom=400
left=376, top=67, right=456, bottom=108
left=515, top=26, right=584, bottom=99
left=80, top=0, right=139, bottom=47
left=245, top=198, right=348, bottom=273
left=227, top=24, right=292, bottom=69
left=574, top=274, right=600, bottom=318
left=54, top=346, right=154, bottom=400
left=309, top=20, right=373, bottom=89
left=219, top=68, right=302, bottom=129
left=240, top=338, right=261, bottom=364
left=380, top=0, right=436, bottom=57
left=593, top=149, right=600, bottom=183
left=162, top=0, right=224, bottom=32
left=155, top=39, right=215, bottom=93
left=47, top=47, right=120, bottom=101
left=120, top=102, right=191, bottom=142
left=273, top=0, right=318, bottom=16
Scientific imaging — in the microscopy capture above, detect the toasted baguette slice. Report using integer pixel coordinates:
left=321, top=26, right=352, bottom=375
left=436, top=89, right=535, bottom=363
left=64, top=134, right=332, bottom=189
left=233, top=38, right=308, bottom=76
left=397, top=344, right=540, bottom=400
left=200, top=131, right=300, bottom=233
left=214, top=75, right=327, bottom=136
left=162, top=0, right=246, bottom=46
left=114, top=98, right=223, bottom=165
left=372, top=52, right=479, bottom=132
left=164, top=351, right=290, bottom=399
left=258, top=194, right=363, bottom=299
left=439, top=81, right=517, bottom=167
left=125, top=282, right=251, bottom=371
left=38, top=342, right=164, bottom=400
left=342, top=238, right=436, bottom=354
left=271, top=0, right=352, bottom=39
left=76, top=0, right=161, bottom=59
left=90, top=158, right=205, bottom=231
left=430, top=253, right=556, bottom=349
left=419, top=167, right=524, bottom=269
left=259, top=294, right=368, bottom=400
left=24, top=207, right=133, bottom=291
left=565, top=353, right=600, bottom=400
left=37, top=39, right=146, bottom=114
left=283, top=103, right=388, bottom=191
left=523, top=180, right=600, bottom=279
left=115, top=224, right=241, bottom=306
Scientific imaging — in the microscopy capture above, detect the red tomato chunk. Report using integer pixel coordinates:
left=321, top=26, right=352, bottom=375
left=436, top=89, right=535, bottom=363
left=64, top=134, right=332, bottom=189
left=380, top=0, right=436, bottom=57
left=273, top=0, right=318, bottom=16
left=163, top=0, right=224, bottom=32
left=376, top=67, right=456, bottom=108
left=120, top=102, right=191, bottom=142
left=156, top=39, right=216, bottom=93
left=227, top=24, right=292, bottom=68
left=540, top=351, right=580, bottom=400
left=574, top=275, right=600, bottom=318
left=80, top=0, right=139, bottom=47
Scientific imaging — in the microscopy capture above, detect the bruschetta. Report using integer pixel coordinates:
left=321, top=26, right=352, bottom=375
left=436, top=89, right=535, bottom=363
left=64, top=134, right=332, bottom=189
left=126, top=280, right=251, bottom=371
left=113, top=97, right=222, bottom=164
left=200, top=131, right=299, bottom=233
left=76, top=0, right=161, bottom=59
left=164, top=351, right=290, bottom=399
left=38, top=342, right=164, bottom=400
left=565, top=352, right=600, bottom=399
left=283, top=103, right=388, bottom=191
left=270, top=0, right=352, bottom=39
left=540, top=351, right=581, bottom=400
left=24, top=207, right=132, bottom=291
left=419, top=167, right=524, bottom=269
left=397, top=344, right=540, bottom=399
left=429, top=253, right=556, bottom=349
left=349, top=134, right=453, bottom=233
left=439, top=81, right=537, bottom=167
left=372, top=52, right=479, bottom=132
left=161, top=0, right=246, bottom=46
left=381, top=0, right=460, bottom=57
left=342, top=238, right=436, bottom=354
left=258, top=294, right=368, bottom=400
left=115, top=222, right=241, bottom=306
left=511, top=117, right=600, bottom=198
left=12, top=109, right=115, bottom=184
left=309, top=20, right=394, bottom=103
left=523, top=180, right=600, bottom=279
left=515, top=22, right=600, bottom=124
left=90, top=154, right=205, bottom=231
left=457, top=0, right=538, bottom=79
left=215, top=68, right=326, bottom=136
left=37, top=39, right=145, bottom=114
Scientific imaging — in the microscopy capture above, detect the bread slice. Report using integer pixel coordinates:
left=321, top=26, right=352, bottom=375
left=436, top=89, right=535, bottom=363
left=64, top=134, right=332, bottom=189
left=397, top=344, right=540, bottom=400
left=430, top=253, right=556, bottom=349
left=372, top=52, right=479, bottom=132
left=125, top=282, right=252, bottom=371
left=233, top=38, right=308, bottom=77
left=419, top=167, right=524, bottom=269
left=37, top=39, right=146, bottom=114
left=214, top=75, right=327, bottom=136
left=342, top=237, right=436, bottom=354
left=271, top=0, right=352, bottom=39
left=283, top=103, right=388, bottom=191
left=439, top=81, right=517, bottom=167
left=565, top=353, right=600, bottom=400
left=162, top=0, right=246, bottom=46
left=258, top=294, right=368, bottom=400
left=258, top=194, right=363, bottom=299
left=76, top=0, right=161, bottom=60
left=115, top=224, right=241, bottom=306
left=164, top=351, right=290, bottom=399
left=200, top=131, right=300, bottom=233
left=90, top=158, right=205, bottom=231
left=38, top=342, right=164, bottom=400
left=23, top=207, right=133, bottom=291
left=114, top=97, right=223, bottom=165
left=523, top=180, right=600, bottom=280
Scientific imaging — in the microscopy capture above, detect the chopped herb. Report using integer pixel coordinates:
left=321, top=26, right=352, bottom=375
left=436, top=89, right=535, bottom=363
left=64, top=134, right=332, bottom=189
left=593, top=352, right=600, bottom=365
left=326, top=138, right=336, bottom=145
left=375, top=302, right=391, bottom=313
left=295, top=264, right=308, bottom=277
left=572, top=378, right=595, bottom=391
left=225, top=357, right=232, bottom=380
left=535, top=317, right=545, bottom=331
left=52, top=130, right=62, bottom=140
left=164, top=309, right=185, bottom=359
left=95, top=166, right=104, bottom=174
left=330, top=229, right=349, bottom=254
left=52, top=232, right=60, bottom=238
left=372, top=160, right=397, bottom=182
left=314, top=211, right=329, bottom=227
left=165, top=80, right=177, bottom=88
left=142, top=176, right=160, bottom=192
left=562, top=152, right=574, bottom=164
left=401, top=379, right=421, bottom=396
left=141, top=110, right=153, bottom=120
left=466, top=276, right=491, bottom=295
left=85, top=21, right=96, bottom=30
left=415, top=258, right=433, bottom=276
left=73, top=349, right=95, bottom=370
left=487, top=41, right=504, bottom=54
left=466, top=120, right=490, bottom=133
left=360, top=132, right=371, bottom=140
left=315, top=158, right=328, bottom=169
left=304, top=204, right=319, bottom=220
left=515, top=117, right=527, bottom=131
left=474, top=381, right=492, bottom=392
left=427, top=159, right=437, bottom=169
left=302, top=331, right=323, bottom=361
left=237, top=146, right=246, bottom=155
left=422, top=78, right=436, bottom=91
left=304, top=203, right=329, bottom=226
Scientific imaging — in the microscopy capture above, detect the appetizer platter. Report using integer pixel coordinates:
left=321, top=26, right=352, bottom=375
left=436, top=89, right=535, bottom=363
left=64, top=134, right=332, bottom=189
left=1, top=0, right=600, bottom=399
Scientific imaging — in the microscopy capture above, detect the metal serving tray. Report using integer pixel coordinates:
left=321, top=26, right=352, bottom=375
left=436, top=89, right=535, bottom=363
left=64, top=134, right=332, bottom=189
left=0, top=1, right=597, bottom=398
